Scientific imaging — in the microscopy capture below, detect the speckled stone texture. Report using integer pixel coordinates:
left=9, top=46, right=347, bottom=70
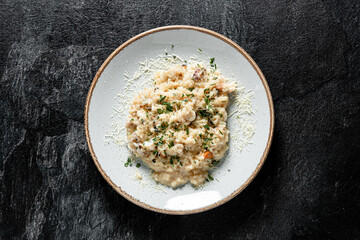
left=0, top=0, right=359, bottom=239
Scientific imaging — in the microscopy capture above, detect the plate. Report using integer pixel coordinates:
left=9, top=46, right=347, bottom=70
left=85, top=25, right=274, bottom=214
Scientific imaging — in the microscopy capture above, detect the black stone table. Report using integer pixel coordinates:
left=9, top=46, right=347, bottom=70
left=1, top=1, right=359, bottom=239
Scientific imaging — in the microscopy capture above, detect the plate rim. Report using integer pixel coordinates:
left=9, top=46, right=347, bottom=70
left=84, top=25, right=275, bottom=215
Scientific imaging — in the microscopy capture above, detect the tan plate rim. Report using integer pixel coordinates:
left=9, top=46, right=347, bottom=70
left=84, top=25, right=275, bottom=215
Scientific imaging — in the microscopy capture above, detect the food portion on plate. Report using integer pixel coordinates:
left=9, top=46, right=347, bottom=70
left=126, top=62, right=237, bottom=188
left=86, top=26, right=273, bottom=214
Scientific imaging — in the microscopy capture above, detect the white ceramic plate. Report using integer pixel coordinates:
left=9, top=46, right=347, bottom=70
left=85, top=26, right=274, bottom=214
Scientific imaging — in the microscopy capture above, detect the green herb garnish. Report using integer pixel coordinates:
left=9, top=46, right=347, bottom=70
left=165, top=102, right=173, bottom=112
left=204, top=96, right=210, bottom=105
left=207, top=174, right=214, bottom=181
left=212, top=160, right=220, bottom=166
left=160, top=122, right=168, bottom=131
left=159, top=95, right=166, bottom=103
left=155, top=136, right=164, bottom=146
left=124, top=158, right=132, bottom=167
left=198, top=109, right=211, bottom=118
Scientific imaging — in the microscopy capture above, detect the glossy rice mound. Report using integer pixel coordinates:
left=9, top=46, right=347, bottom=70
left=126, top=63, right=236, bottom=188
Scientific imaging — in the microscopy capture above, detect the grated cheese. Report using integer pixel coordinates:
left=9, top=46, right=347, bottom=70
left=105, top=50, right=256, bottom=187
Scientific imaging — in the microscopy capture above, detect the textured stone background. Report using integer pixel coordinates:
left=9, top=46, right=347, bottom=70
left=1, top=0, right=359, bottom=239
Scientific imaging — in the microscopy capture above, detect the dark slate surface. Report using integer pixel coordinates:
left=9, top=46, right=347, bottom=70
left=1, top=0, right=359, bottom=239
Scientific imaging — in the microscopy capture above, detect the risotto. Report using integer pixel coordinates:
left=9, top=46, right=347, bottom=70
left=126, top=62, right=236, bottom=188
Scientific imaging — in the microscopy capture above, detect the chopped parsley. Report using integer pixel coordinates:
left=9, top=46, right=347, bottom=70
left=124, top=158, right=132, bottom=167
left=154, top=135, right=164, bottom=146
left=202, top=135, right=213, bottom=149
left=170, top=155, right=180, bottom=166
left=198, top=109, right=212, bottom=118
left=219, top=130, right=223, bottom=135
left=207, top=174, right=214, bottom=181
left=204, top=124, right=210, bottom=130
left=158, top=95, right=166, bottom=103
left=198, top=48, right=202, bottom=53
left=188, top=87, right=194, bottom=92
left=185, top=126, right=189, bottom=135
left=204, top=95, right=210, bottom=105
left=136, top=163, right=141, bottom=168
left=212, top=160, right=220, bottom=166
left=159, top=122, right=168, bottom=131
left=210, top=58, right=217, bottom=70
left=157, top=99, right=173, bottom=114
left=163, top=102, right=173, bottom=112
left=168, top=140, right=174, bottom=148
